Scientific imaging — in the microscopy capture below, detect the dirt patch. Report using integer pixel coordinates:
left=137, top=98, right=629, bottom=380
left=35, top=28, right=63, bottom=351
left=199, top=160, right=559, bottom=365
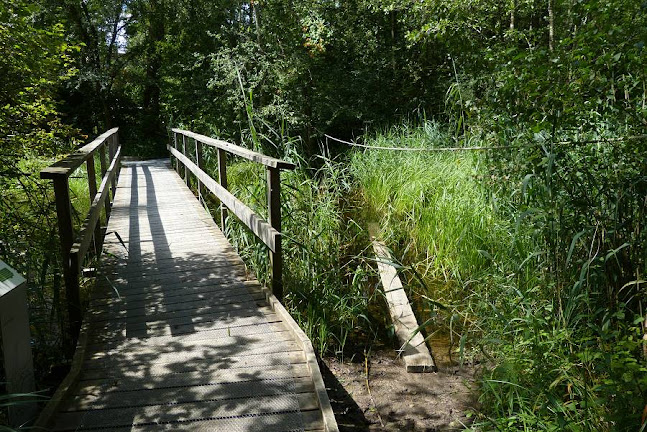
left=321, top=349, right=476, bottom=431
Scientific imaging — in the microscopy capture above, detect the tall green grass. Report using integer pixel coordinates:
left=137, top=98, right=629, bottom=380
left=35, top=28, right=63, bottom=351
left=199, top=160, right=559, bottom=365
left=350, top=122, right=647, bottom=431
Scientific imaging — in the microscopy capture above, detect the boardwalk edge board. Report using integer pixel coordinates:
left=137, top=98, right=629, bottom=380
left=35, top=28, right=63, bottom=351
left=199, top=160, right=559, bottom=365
left=367, top=222, right=437, bottom=373
left=256, top=282, right=340, bottom=432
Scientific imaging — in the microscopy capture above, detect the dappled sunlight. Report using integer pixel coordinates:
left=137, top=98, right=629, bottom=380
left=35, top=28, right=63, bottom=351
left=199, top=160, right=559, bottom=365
left=50, top=160, right=325, bottom=431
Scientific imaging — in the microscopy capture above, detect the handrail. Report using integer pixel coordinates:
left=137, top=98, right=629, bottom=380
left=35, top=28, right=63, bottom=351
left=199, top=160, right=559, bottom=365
left=171, top=128, right=296, bottom=170
left=41, top=128, right=119, bottom=178
left=169, top=129, right=295, bottom=300
left=40, top=128, right=121, bottom=352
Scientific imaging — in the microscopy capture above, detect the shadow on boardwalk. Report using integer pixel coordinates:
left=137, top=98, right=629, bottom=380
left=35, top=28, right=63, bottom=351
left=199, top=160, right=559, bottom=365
left=52, top=161, right=320, bottom=431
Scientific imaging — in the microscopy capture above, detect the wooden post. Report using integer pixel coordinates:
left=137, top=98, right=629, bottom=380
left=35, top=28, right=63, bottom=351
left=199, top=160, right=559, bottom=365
left=52, top=176, right=81, bottom=350
left=109, top=134, right=117, bottom=199
left=195, top=139, right=204, bottom=204
left=217, top=148, right=228, bottom=228
left=267, top=167, right=283, bottom=301
left=86, top=156, right=101, bottom=257
left=99, top=145, right=111, bottom=219
left=0, top=261, right=37, bottom=426
left=172, top=132, right=178, bottom=172
left=182, top=134, right=190, bottom=188
left=113, top=131, right=121, bottom=181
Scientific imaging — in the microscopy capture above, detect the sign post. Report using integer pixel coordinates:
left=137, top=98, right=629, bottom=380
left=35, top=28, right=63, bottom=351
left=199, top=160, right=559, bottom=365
left=0, top=260, right=37, bottom=426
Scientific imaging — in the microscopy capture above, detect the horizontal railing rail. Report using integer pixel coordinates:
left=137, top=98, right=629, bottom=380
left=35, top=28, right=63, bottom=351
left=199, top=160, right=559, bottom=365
left=169, top=128, right=295, bottom=300
left=40, top=128, right=121, bottom=351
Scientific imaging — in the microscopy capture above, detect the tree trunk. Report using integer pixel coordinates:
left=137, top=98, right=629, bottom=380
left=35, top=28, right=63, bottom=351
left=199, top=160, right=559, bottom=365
left=548, top=0, right=555, bottom=51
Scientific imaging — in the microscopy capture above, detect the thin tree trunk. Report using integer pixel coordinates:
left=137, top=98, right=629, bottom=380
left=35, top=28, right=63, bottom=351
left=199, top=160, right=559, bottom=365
left=548, top=0, right=555, bottom=51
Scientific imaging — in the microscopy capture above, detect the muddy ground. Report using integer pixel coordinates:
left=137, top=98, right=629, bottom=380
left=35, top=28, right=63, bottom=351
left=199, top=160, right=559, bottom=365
left=321, top=346, right=477, bottom=431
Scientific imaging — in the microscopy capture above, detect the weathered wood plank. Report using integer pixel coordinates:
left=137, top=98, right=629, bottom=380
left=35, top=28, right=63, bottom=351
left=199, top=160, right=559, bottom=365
left=368, top=223, right=437, bottom=373
left=40, top=128, right=119, bottom=179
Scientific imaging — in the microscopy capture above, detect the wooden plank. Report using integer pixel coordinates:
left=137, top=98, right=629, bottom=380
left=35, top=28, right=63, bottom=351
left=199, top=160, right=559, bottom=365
left=89, top=280, right=262, bottom=308
left=40, top=128, right=119, bottom=178
left=53, top=393, right=312, bottom=430
left=83, top=340, right=302, bottom=376
left=267, top=166, right=283, bottom=300
left=217, top=147, right=228, bottom=227
left=82, top=350, right=306, bottom=376
left=55, top=410, right=320, bottom=432
left=172, top=128, right=296, bottom=170
left=75, top=363, right=312, bottom=394
left=169, top=146, right=280, bottom=252
left=368, top=223, right=436, bottom=373
left=65, top=376, right=317, bottom=411
left=87, top=286, right=266, bottom=317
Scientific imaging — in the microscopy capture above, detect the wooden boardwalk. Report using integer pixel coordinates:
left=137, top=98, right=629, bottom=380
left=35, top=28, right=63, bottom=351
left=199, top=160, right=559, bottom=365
left=44, top=160, right=337, bottom=432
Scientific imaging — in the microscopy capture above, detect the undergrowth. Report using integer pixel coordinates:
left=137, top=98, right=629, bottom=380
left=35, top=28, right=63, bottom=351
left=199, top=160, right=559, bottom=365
left=350, top=121, right=647, bottom=431
left=187, top=118, right=646, bottom=430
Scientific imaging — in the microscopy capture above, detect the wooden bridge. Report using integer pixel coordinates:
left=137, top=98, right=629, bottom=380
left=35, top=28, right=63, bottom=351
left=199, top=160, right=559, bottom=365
left=36, top=128, right=338, bottom=431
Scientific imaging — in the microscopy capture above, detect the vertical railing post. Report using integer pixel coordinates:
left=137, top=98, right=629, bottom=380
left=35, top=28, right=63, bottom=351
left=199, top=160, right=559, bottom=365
left=109, top=134, right=117, bottom=199
left=86, top=154, right=101, bottom=256
left=267, top=167, right=283, bottom=301
left=182, top=134, right=190, bottom=187
left=172, top=131, right=178, bottom=173
left=195, top=139, right=204, bottom=205
left=217, top=148, right=228, bottom=228
left=99, top=145, right=111, bottom=219
left=51, top=176, right=81, bottom=351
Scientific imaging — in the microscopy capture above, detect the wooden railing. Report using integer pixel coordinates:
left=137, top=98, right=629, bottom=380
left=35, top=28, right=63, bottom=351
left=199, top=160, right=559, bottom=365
left=40, top=128, right=122, bottom=348
left=169, top=129, right=295, bottom=300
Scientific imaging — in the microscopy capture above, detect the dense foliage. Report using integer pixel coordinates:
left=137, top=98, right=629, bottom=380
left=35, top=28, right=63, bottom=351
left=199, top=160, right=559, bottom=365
left=1, top=0, right=646, bottom=430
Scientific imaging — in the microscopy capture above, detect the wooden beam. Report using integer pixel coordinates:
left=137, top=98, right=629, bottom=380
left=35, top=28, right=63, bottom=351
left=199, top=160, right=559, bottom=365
left=172, top=128, right=296, bottom=170
left=267, top=167, right=283, bottom=300
left=98, top=146, right=111, bottom=220
left=51, top=176, right=81, bottom=351
left=169, top=146, right=280, bottom=252
left=41, top=128, right=119, bottom=179
left=86, top=156, right=101, bottom=257
left=195, top=139, right=204, bottom=204
left=368, top=223, right=436, bottom=373
left=217, top=148, right=228, bottom=228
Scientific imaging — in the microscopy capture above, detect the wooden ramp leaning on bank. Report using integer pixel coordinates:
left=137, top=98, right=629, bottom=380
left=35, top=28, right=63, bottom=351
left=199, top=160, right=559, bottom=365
left=37, top=129, right=338, bottom=432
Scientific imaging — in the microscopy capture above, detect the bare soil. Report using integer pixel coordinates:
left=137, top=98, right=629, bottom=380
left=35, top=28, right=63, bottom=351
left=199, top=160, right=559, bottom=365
left=321, top=347, right=477, bottom=431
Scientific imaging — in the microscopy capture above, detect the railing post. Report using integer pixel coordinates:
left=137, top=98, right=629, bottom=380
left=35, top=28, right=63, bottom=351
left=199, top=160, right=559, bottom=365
left=172, top=131, right=178, bottom=172
left=51, top=176, right=81, bottom=351
left=217, top=148, right=228, bottom=228
left=195, top=139, right=204, bottom=204
left=267, top=167, right=283, bottom=301
left=182, top=134, right=190, bottom=188
left=109, top=134, right=117, bottom=199
left=86, top=155, right=101, bottom=256
left=99, top=145, right=111, bottom=219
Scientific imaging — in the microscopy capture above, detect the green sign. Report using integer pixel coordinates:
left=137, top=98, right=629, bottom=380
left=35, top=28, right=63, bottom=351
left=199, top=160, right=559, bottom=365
left=0, top=268, right=13, bottom=282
